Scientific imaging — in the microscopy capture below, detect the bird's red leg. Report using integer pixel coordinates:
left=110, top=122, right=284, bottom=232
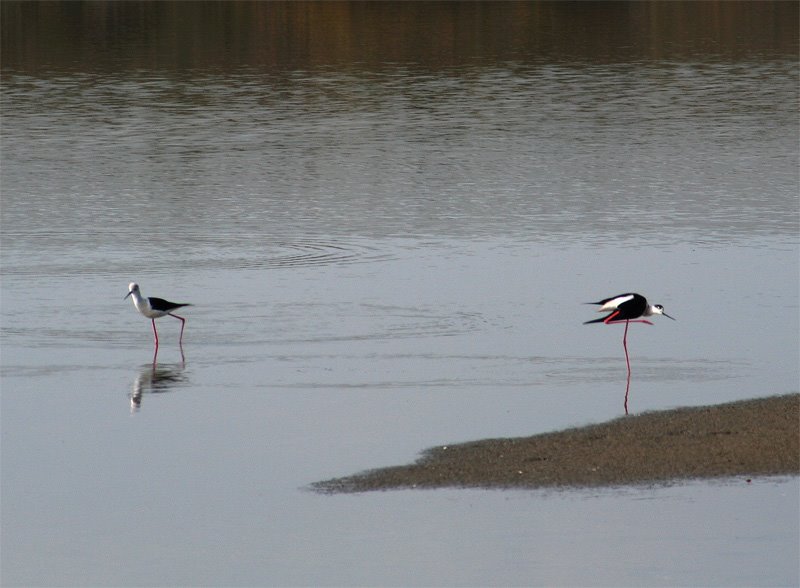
left=623, top=319, right=631, bottom=415
left=603, top=311, right=621, bottom=324
left=151, top=319, right=159, bottom=348
left=172, top=314, right=187, bottom=363
left=170, top=313, right=187, bottom=346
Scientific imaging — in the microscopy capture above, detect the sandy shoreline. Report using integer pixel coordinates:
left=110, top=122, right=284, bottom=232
left=313, top=394, right=799, bottom=493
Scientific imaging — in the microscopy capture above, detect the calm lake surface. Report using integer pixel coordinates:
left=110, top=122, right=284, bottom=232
left=2, top=2, right=798, bottom=586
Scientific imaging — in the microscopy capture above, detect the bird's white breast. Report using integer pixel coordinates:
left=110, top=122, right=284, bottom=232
left=131, top=292, right=164, bottom=319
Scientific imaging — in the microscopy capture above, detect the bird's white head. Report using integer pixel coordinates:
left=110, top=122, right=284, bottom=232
left=652, top=304, right=676, bottom=320
left=124, top=282, right=140, bottom=300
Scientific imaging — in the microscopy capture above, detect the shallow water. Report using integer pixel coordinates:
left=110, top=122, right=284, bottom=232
left=2, top=3, right=799, bottom=586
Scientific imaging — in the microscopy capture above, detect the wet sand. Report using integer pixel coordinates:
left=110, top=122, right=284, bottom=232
left=313, top=394, right=799, bottom=493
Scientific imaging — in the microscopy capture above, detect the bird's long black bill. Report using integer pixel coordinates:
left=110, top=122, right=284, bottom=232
left=124, top=291, right=132, bottom=300
left=664, top=313, right=676, bottom=320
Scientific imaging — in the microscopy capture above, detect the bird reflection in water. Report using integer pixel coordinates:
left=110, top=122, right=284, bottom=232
left=129, top=362, right=187, bottom=413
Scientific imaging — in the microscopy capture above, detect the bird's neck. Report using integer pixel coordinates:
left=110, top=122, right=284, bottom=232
left=131, top=291, right=150, bottom=312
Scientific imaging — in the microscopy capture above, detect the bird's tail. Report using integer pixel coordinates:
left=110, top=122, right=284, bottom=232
left=583, top=316, right=607, bottom=324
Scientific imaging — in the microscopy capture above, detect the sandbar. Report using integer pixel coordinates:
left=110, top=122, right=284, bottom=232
left=313, top=394, right=799, bottom=493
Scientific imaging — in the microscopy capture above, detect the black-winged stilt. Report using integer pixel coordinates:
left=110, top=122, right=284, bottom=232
left=125, top=282, right=191, bottom=349
left=584, top=293, right=675, bottom=413
left=583, top=293, right=675, bottom=326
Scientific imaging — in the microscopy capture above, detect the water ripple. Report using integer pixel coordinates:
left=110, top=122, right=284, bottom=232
left=224, top=238, right=398, bottom=269
left=0, top=237, right=400, bottom=277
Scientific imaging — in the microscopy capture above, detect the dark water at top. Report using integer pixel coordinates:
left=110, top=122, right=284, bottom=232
left=3, top=1, right=797, bottom=70
left=2, top=3, right=798, bottom=587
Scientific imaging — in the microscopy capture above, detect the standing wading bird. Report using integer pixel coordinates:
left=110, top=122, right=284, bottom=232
left=584, top=293, right=675, bottom=414
left=125, top=282, right=191, bottom=350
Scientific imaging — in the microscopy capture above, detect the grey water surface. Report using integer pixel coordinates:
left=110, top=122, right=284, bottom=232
left=2, top=3, right=798, bottom=586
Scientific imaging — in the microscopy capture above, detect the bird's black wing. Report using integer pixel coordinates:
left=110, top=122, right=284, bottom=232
left=148, top=297, right=191, bottom=312
left=583, top=315, right=609, bottom=324
left=585, top=293, right=637, bottom=306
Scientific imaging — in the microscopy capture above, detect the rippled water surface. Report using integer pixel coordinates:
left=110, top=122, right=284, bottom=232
left=2, top=3, right=798, bottom=586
